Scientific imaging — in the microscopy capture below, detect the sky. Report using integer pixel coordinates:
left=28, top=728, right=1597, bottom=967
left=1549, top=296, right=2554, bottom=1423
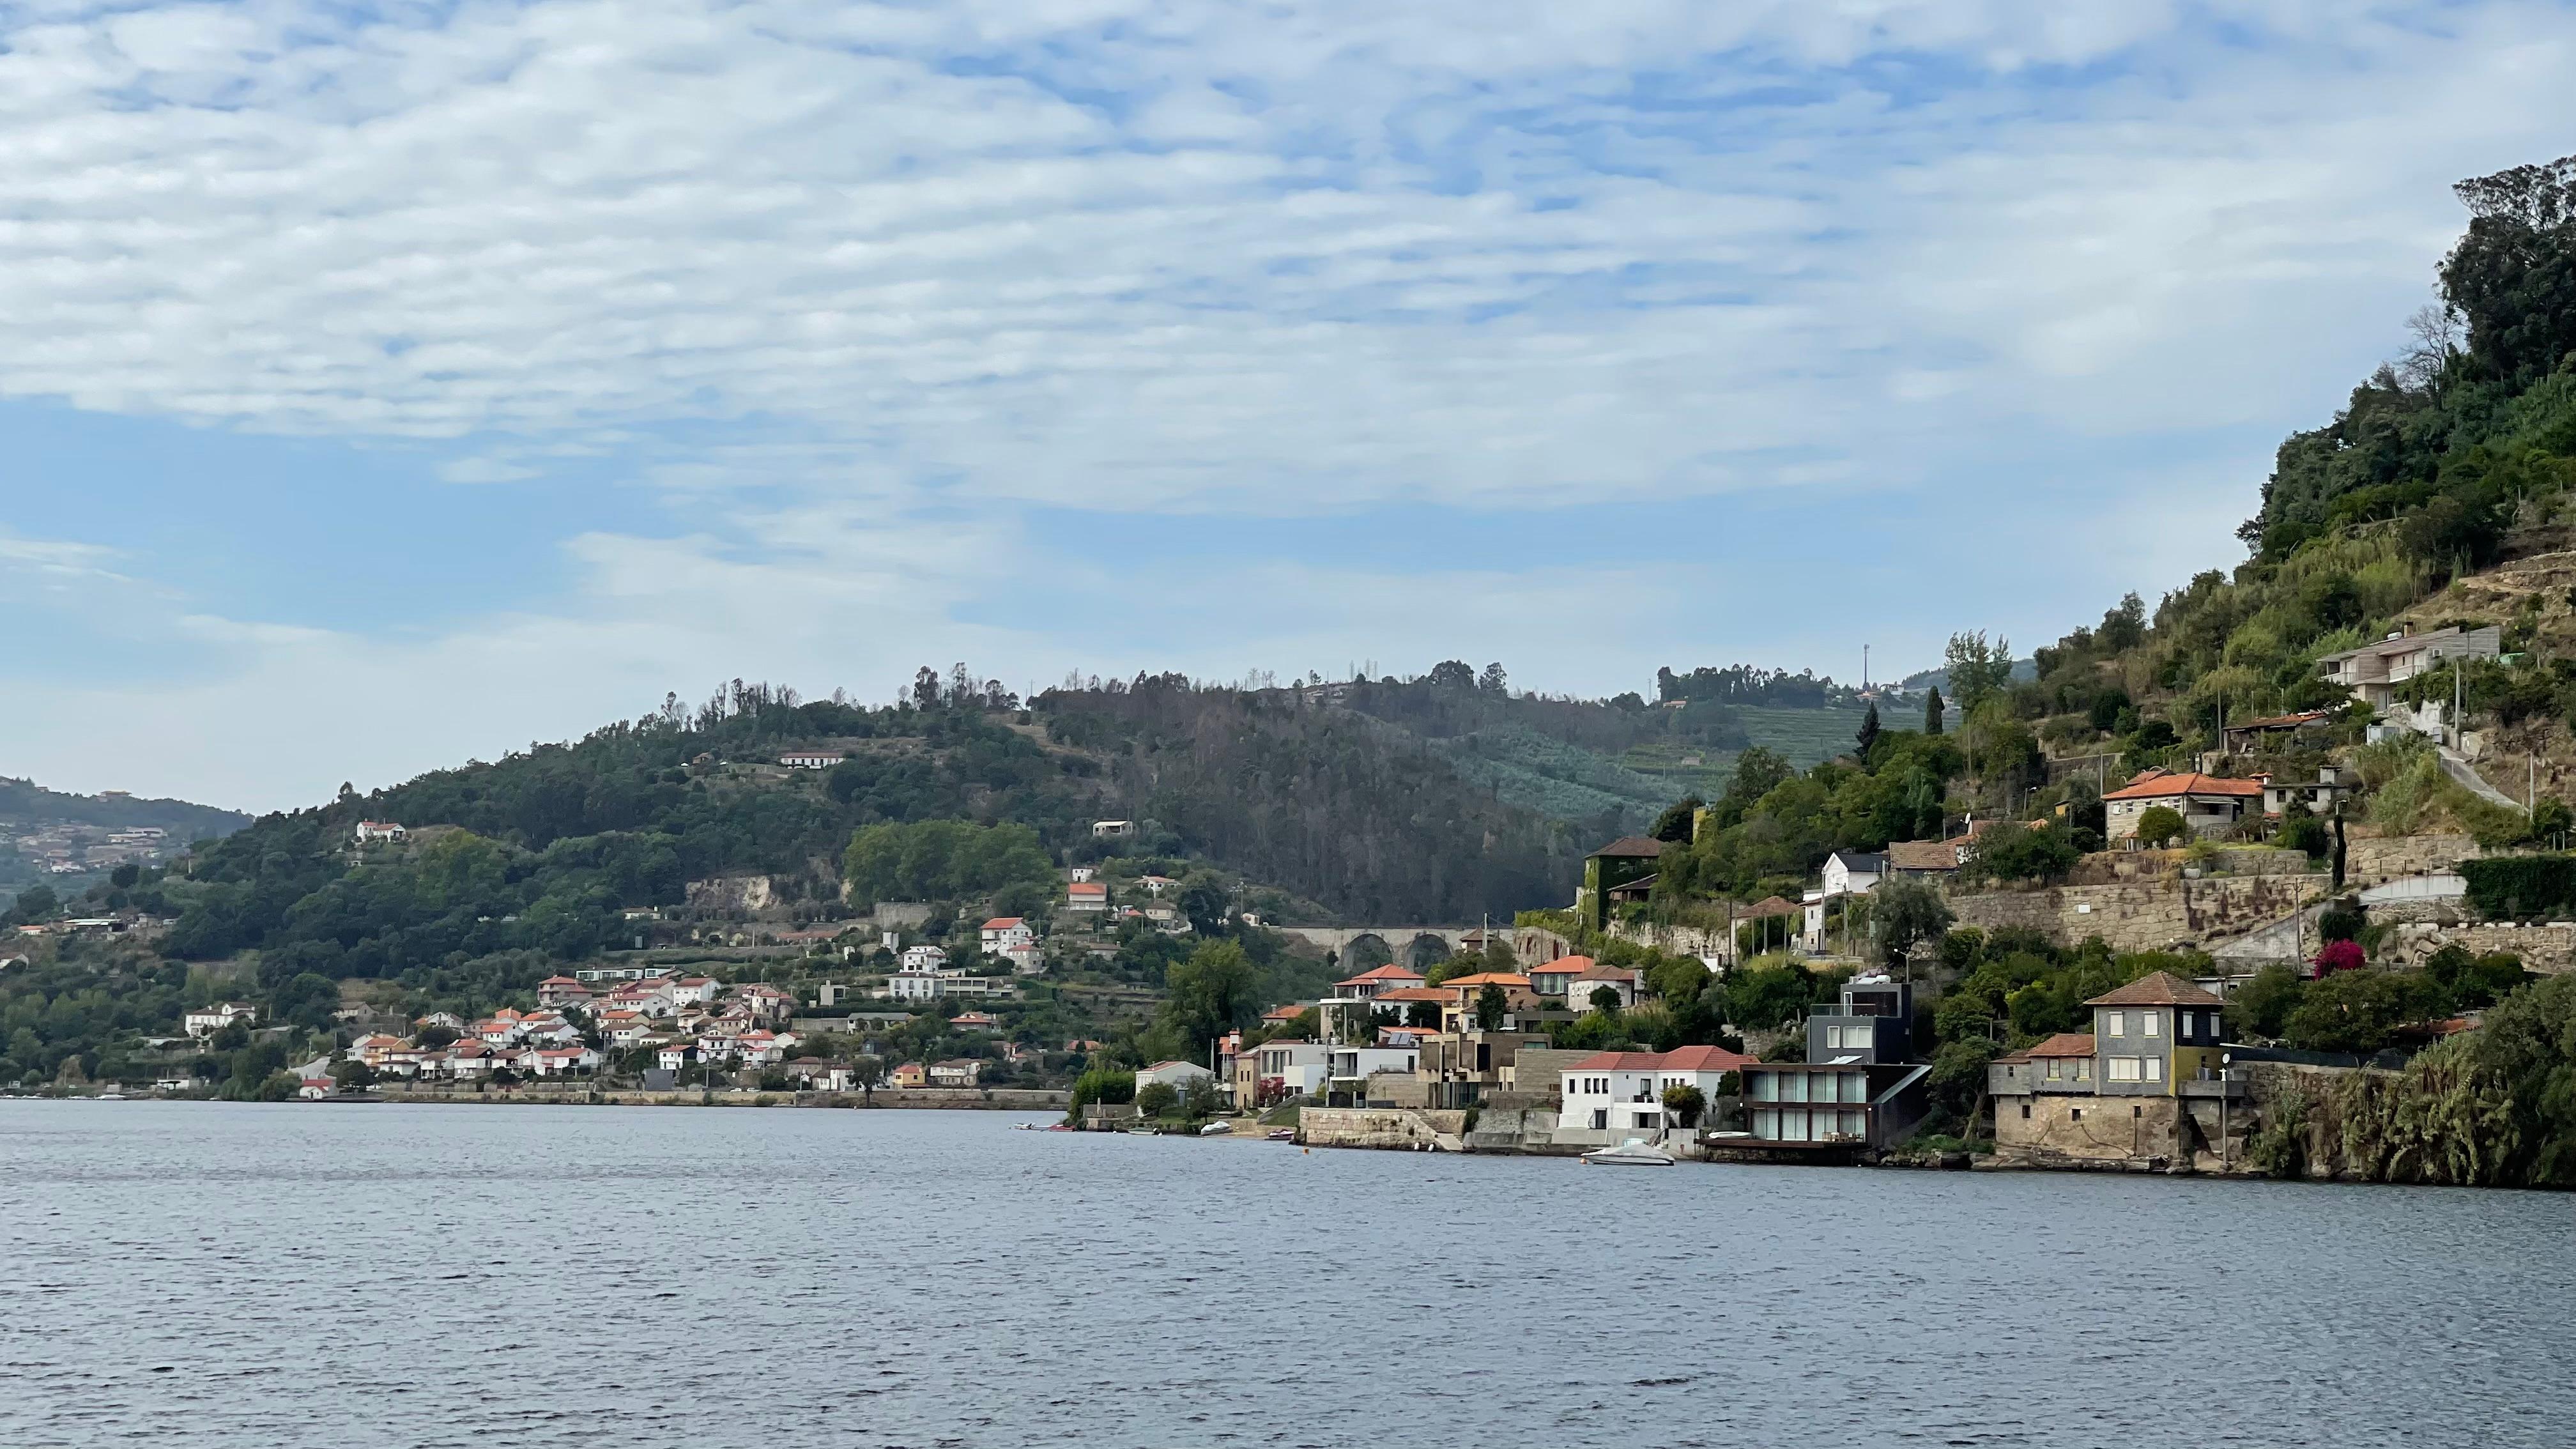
left=4, top=0, right=2576, bottom=813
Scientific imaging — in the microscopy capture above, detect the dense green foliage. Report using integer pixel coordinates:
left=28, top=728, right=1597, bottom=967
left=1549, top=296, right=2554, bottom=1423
left=2250, top=970, right=2576, bottom=1187
left=2462, top=853, right=2576, bottom=919
left=841, top=820, right=1054, bottom=911
left=1653, top=730, right=1963, bottom=902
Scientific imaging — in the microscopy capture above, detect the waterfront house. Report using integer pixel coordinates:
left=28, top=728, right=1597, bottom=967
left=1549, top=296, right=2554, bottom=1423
left=1245, top=1039, right=1328, bottom=1105
left=1738, top=1059, right=1930, bottom=1151
left=928, top=1059, right=983, bottom=1087
left=657, top=1043, right=695, bottom=1073
left=891, top=1062, right=928, bottom=1088
left=1561, top=1052, right=1673, bottom=1135
left=1804, top=976, right=1912, bottom=1064
left=532, top=1046, right=601, bottom=1076
left=1985, top=972, right=2245, bottom=1168
left=1137, top=1060, right=1216, bottom=1097
left=783, top=1057, right=855, bottom=1090
left=1322, top=1044, right=1422, bottom=1106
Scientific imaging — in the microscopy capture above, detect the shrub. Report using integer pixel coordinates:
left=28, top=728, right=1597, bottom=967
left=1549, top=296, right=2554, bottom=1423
left=2133, top=806, right=2188, bottom=848
left=2310, top=939, right=2366, bottom=976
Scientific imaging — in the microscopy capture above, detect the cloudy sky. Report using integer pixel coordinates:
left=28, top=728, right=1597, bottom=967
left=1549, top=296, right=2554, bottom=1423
left=4, top=0, right=2574, bottom=811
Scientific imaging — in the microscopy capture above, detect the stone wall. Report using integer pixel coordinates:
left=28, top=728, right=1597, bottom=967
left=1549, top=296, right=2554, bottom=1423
left=1949, top=871, right=2327, bottom=954
left=1992, top=1092, right=2241, bottom=1172
left=1298, top=1106, right=1469, bottom=1149
left=2384, top=921, right=2576, bottom=975
left=1600, top=920, right=1730, bottom=960
left=2345, top=834, right=2481, bottom=884
left=687, top=873, right=778, bottom=912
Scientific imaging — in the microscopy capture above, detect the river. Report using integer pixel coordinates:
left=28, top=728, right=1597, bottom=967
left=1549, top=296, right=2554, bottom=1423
left=0, top=1100, right=2566, bottom=1447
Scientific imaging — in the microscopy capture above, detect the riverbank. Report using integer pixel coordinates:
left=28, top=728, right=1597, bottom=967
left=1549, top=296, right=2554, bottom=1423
left=13, top=1085, right=1069, bottom=1111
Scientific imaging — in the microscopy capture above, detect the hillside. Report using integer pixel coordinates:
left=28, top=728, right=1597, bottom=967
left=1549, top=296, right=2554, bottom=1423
left=0, top=777, right=250, bottom=908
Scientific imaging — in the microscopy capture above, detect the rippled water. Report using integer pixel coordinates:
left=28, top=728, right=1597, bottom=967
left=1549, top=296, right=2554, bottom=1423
left=1, top=1100, right=2570, bottom=1447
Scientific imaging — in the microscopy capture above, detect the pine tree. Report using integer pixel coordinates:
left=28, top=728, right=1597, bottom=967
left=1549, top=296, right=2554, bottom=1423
left=1856, top=701, right=1882, bottom=757
left=1924, top=687, right=1945, bottom=736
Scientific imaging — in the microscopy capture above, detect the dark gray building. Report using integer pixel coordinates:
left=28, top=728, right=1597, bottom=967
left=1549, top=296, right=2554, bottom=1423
left=1805, top=975, right=1912, bottom=1064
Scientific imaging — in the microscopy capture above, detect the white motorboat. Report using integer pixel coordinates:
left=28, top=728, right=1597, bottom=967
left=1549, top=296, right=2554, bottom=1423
left=1581, top=1140, right=1676, bottom=1167
left=1198, top=1121, right=1234, bottom=1136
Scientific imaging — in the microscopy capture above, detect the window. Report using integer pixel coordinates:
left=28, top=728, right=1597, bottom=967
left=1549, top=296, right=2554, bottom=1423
left=2020, top=1103, right=2031, bottom=1119
left=2073, top=1059, right=2090, bottom=1080
left=1841, top=1073, right=1867, bottom=1104
left=2071, top=1108, right=2082, bottom=1121
left=2142, top=1012, right=2160, bottom=1038
left=2108, top=1057, right=2142, bottom=1082
left=2104, top=1011, right=2124, bottom=1036
left=2144, top=1055, right=2163, bottom=1082
left=1591, top=1110, right=1607, bottom=1130
left=2044, top=1059, right=2061, bottom=1080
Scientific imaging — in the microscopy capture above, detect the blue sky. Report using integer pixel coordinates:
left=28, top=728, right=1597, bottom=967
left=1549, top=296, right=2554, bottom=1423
left=5, top=0, right=2576, bottom=811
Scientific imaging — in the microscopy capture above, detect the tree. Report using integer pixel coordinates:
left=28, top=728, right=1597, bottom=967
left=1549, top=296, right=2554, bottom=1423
left=328, top=1059, right=376, bottom=1089
left=2133, top=805, right=2189, bottom=848
left=1478, top=663, right=1508, bottom=693
left=1922, top=686, right=1945, bottom=736
left=1868, top=877, right=1954, bottom=969
left=1157, top=940, right=1259, bottom=1054
left=1648, top=796, right=1704, bottom=845
left=109, top=862, right=142, bottom=890
left=1426, top=659, right=1477, bottom=689
left=1588, top=985, right=1621, bottom=1013
left=1475, top=983, right=1508, bottom=1031
left=1661, top=1082, right=1706, bottom=1128
left=1135, top=1081, right=1180, bottom=1117
left=1855, top=701, right=1882, bottom=758
left=1968, top=821, right=2082, bottom=884
left=1943, top=632, right=2014, bottom=709
left=416, top=1024, right=459, bottom=1050
left=2310, top=939, right=2366, bottom=977
left=2227, top=964, right=2306, bottom=1040
left=1180, top=1074, right=1223, bottom=1119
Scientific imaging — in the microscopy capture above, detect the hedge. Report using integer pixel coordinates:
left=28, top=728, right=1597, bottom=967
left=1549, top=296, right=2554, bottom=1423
left=2461, top=855, right=2576, bottom=919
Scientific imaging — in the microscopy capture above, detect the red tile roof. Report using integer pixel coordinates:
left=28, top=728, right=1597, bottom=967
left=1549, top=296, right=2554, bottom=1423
left=1590, top=836, right=1666, bottom=858
left=2101, top=771, right=2264, bottom=802
left=1997, top=1032, right=2098, bottom=1063
left=1336, top=965, right=1426, bottom=986
left=982, top=917, right=1026, bottom=930
left=1566, top=1051, right=1666, bottom=1071
left=1530, top=955, right=1594, bottom=975
left=1657, top=1044, right=1757, bottom=1073
left=1740, top=896, right=1802, bottom=919
left=2085, top=971, right=2225, bottom=1008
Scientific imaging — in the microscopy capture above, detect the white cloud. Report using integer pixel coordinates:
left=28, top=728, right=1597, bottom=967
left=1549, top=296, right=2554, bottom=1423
left=6, top=0, right=2576, bottom=805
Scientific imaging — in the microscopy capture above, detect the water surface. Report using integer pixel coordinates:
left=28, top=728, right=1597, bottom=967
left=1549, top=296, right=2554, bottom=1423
left=1, top=1101, right=2566, bottom=1447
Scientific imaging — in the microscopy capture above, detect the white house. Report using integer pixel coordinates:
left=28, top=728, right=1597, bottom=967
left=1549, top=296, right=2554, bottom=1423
left=1821, top=849, right=1887, bottom=898
left=2315, top=624, right=2503, bottom=712
left=352, top=820, right=408, bottom=845
left=657, top=1043, right=694, bottom=1072
left=1250, top=1039, right=1329, bottom=1101
left=1065, top=880, right=1108, bottom=914
left=1324, top=1045, right=1420, bottom=1098
left=532, top=1046, right=602, bottom=1076
left=779, top=750, right=843, bottom=769
left=1561, top=1051, right=1673, bottom=1134
left=900, top=945, right=949, bottom=972
left=1138, top=874, right=1176, bottom=896
left=1136, top=1060, right=1217, bottom=1098
left=887, top=970, right=947, bottom=1001
left=1091, top=820, right=1134, bottom=838
left=947, top=1011, right=1000, bottom=1032
left=1000, top=942, right=1045, bottom=976
left=980, top=917, right=1036, bottom=953
left=182, top=1002, right=258, bottom=1038
left=928, top=1058, right=985, bottom=1087
left=1560, top=1044, right=1754, bottom=1135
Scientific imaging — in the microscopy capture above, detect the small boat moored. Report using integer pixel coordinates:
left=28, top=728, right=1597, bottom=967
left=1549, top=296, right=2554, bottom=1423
left=1199, top=1121, right=1234, bottom=1137
left=1581, top=1140, right=1676, bottom=1167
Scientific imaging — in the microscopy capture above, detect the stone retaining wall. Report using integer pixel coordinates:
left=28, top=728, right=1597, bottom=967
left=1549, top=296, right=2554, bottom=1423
left=2384, top=921, right=2576, bottom=975
left=1298, top=1106, right=1469, bottom=1149
left=1949, top=871, right=2328, bottom=954
left=2346, top=834, right=2481, bottom=884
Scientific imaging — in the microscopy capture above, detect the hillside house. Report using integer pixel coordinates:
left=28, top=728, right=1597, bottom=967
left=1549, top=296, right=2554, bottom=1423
left=1577, top=836, right=1664, bottom=931
left=779, top=749, right=843, bottom=769
left=1821, top=849, right=1887, bottom=898
left=182, top=1002, right=258, bottom=1038
left=2315, top=624, right=2503, bottom=712
left=1066, top=880, right=1108, bottom=913
left=947, top=1011, right=1000, bottom=1032
left=352, top=820, right=408, bottom=845
left=1883, top=839, right=1966, bottom=877
left=2102, top=771, right=2265, bottom=843
left=1988, top=972, right=2244, bottom=1167
left=1091, top=820, right=1133, bottom=838
left=980, top=917, right=1036, bottom=953
left=1527, top=955, right=1593, bottom=1000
